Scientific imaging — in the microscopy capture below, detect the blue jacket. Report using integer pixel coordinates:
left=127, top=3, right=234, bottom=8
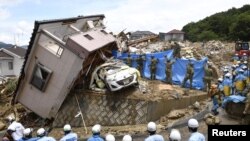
left=145, top=134, right=164, bottom=141
left=188, top=132, right=205, bottom=141
left=222, top=78, right=232, bottom=87
left=87, top=135, right=104, bottom=141
left=37, top=136, right=56, bottom=141
left=234, top=73, right=247, bottom=82
left=60, top=133, right=78, bottom=141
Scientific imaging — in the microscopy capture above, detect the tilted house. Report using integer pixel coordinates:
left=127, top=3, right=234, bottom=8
left=13, top=15, right=117, bottom=119
left=0, top=46, right=26, bottom=77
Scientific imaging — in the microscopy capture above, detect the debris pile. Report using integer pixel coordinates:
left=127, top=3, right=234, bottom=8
left=203, top=113, right=221, bottom=125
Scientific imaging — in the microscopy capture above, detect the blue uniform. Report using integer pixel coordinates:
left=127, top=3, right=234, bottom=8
left=188, top=132, right=205, bottom=141
left=60, top=133, right=77, bottom=141
left=87, top=135, right=104, bottom=141
left=234, top=73, right=247, bottom=82
left=37, top=136, right=56, bottom=141
left=222, top=78, right=233, bottom=87
left=145, top=134, right=164, bottom=141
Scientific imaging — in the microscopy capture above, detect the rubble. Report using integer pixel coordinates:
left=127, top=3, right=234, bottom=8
left=204, top=113, right=221, bottom=125
left=167, top=110, right=185, bottom=119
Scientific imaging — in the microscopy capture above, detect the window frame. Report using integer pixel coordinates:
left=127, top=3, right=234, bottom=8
left=30, top=63, right=52, bottom=92
left=8, top=62, right=13, bottom=70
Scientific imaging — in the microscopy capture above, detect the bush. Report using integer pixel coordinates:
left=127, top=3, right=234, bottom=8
left=5, top=78, right=18, bottom=95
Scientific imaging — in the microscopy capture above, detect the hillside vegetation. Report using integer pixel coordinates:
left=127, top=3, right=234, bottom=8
left=182, top=5, right=250, bottom=42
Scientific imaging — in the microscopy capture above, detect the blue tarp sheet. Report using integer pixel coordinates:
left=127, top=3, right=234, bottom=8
left=112, top=50, right=208, bottom=89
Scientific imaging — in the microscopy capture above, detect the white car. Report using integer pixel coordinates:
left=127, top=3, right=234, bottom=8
left=90, top=59, right=139, bottom=91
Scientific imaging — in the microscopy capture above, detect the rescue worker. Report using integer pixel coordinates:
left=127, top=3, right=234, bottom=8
left=222, top=68, right=229, bottom=79
left=136, top=54, right=146, bottom=76
left=173, top=42, right=181, bottom=58
left=209, top=84, right=221, bottom=115
left=18, top=128, right=39, bottom=141
left=243, top=91, right=250, bottom=115
left=222, top=73, right=233, bottom=97
left=149, top=56, right=158, bottom=80
left=187, top=118, right=205, bottom=141
left=87, top=124, right=104, bottom=141
left=203, top=63, right=213, bottom=92
left=169, top=129, right=181, bottom=141
left=36, top=128, right=56, bottom=141
left=124, top=53, right=133, bottom=67
left=105, top=134, right=115, bottom=141
left=234, top=69, right=247, bottom=95
left=217, top=78, right=224, bottom=99
left=122, top=135, right=132, bottom=141
left=165, top=56, right=175, bottom=84
left=182, top=62, right=194, bottom=89
left=7, top=116, right=25, bottom=141
left=232, top=53, right=240, bottom=64
left=221, top=73, right=233, bottom=108
left=60, top=124, right=77, bottom=141
left=145, top=122, right=164, bottom=141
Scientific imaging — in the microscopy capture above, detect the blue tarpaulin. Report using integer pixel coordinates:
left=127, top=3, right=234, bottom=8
left=112, top=50, right=208, bottom=89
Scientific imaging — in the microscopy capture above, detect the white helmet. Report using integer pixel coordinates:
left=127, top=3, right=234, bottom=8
left=225, top=73, right=231, bottom=77
left=223, top=68, right=228, bottom=72
left=106, top=134, right=115, bottom=141
left=169, top=129, right=181, bottom=141
left=239, top=69, right=244, bottom=73
left=147, top=122, right=156, bottom=132
left=64, top=124, right=71, bottom=131
left=122, top=135, right=132, bottom=141
left=92, top=124, right=101, bottom=133
left=243, top=53, right=247, bottom=55
left=242, top=66, right=247, bottom=69
left=23, top=128, right=33, bottom=136
left=218, top=78, right=223, bottom=82
left=244, top=61, right=247, bottom=64
left=188, top=118, right=199, bottom=128
left=37, top=128, right=46, bottom=136
left=224, top=66, right=229, bottom=69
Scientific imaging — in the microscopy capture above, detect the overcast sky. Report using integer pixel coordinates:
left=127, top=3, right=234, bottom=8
left=0, top=0, right=249, bottom=45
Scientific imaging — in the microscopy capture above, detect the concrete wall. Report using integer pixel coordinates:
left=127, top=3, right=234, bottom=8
left=17, top=44, right=83, bottom=118
left=53, top=91, right=207, bottom=127
left=164, top=34, right=184, bottom=41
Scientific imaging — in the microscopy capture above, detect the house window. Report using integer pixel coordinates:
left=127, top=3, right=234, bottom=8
left=84, top=34, right=94, bottom=40
left=30, top=63, right=52, bottom=92
left=8, top=62, right=13, bottom=70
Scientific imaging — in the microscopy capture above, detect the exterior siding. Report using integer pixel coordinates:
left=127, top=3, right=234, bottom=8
left=0, top=59, right=14, bottom=76
left=13, top=56, right=25, bottom=76
left=17, top=45, right=83, bottom=118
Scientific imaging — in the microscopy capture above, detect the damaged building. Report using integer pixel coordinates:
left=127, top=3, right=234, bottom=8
left=13, top=15, right=118, bottom=119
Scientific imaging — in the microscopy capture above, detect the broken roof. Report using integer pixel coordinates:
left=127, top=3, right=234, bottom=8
left=166, top=29, right=185, bottom=34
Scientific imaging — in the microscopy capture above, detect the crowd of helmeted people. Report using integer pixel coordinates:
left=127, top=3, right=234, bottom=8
left=2, top=115, right=206, bottom=141
left=208, top=53, right=250, bottom=116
